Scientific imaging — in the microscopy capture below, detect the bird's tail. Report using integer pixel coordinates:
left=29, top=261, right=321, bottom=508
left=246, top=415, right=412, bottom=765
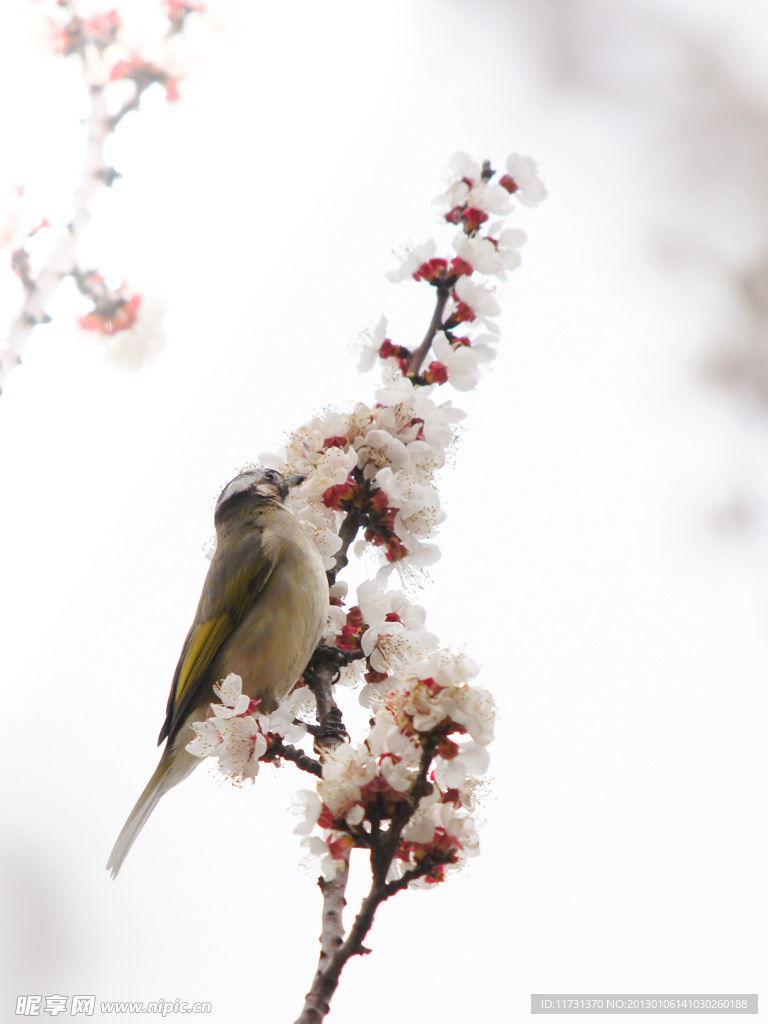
left=107, top=746, right=197, bottom=879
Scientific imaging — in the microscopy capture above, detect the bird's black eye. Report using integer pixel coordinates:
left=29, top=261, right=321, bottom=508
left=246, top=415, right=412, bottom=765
left=264, top=469, right=280, bottom=483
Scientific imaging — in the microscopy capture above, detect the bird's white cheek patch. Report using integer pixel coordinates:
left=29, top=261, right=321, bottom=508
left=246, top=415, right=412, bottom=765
left=254, top=483, right=284, bottom=500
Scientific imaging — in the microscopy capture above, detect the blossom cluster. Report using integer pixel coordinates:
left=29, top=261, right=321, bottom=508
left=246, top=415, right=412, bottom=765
left=186, top=673, right=310, bottom=781
left=361, top=151, right=546, bottom=390
left=187, top=652, right=495, bottom=887
left=252, top=151, right=545, bottom=577
left=260, top=379, right=462, bottom=572
left=301, top=649, right=493, bottom=886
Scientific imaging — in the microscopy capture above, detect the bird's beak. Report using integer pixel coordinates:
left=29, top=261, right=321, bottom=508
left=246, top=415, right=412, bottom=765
left=285, top=474, right=305, bottom=489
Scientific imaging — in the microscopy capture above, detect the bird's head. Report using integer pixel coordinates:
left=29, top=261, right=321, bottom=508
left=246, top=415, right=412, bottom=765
left=214, top=468, right=304, bottom=526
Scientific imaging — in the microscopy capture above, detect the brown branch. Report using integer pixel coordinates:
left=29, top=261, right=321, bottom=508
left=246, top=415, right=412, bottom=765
left=406, top=283, right=451, bottom=377
left=295, top=859, right=351, bottom=1024
left=327, top=505, right=364, bottom=588
left=295, top=867, right=384, bottom=1024
left=262, top=738, right=322, bottom=777
left=303, top=647, right=349, bottom=752
left=294, top=850, right=443, bottom=1024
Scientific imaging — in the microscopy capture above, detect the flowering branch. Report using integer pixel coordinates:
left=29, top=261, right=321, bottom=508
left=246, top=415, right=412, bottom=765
left=184, top=151, right=546, bottom=1021
left=0, top=1, right=204, bottom=394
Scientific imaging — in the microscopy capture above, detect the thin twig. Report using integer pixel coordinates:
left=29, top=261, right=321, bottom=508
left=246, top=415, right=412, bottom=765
left=406, top=283, right=451, bottom=377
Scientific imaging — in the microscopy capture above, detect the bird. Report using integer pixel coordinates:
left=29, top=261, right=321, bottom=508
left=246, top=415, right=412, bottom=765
left=107, top=467, right=329, bottom=878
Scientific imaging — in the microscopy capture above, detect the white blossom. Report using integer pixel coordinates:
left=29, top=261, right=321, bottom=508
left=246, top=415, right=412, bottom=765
left=357, top=578, right=438, bottom=673
left=297, top=446, right=357, bottom=499
left=382, top=648, right=495, bottom=747
left=371, top=379, right=465, bottom=464
left=453, top=225, right=526, bottom=278
left=367, top=714, right=423, bottom=791
left=504, top=153, right=548, bottom=206
left=215, top=716, right=267, bottom=780
left=211, top=673, right=251, bottom=719
left=418, top=398, right=465, bottom=461
left=322, top=603, right=348, bottom=644
left=266, top=687, right=313, bottom=744
left=464, top=180, right=513, bottom=216
left=361, top=619, right=438, bottom=674
left=357, top=578, right=427, bottom=630
left=294, top=502, right=343, bottom=570
left=299, top=834, right=338, bottom=881
left=319, top=744, right=377, bottom=822
left=354, top=427, right=412, bottom=479
left=185, top=717, right=223, bottom=758
left=467, top=333, right=499, bottom=366
left=386, top=239, right=436, bottom=282
left=383, top=471, right=445, bottom=542
left=292, top=790, right=322, bottom=836
left=434, top=152, right=484, bottom=209
left=453, top=276, right=501, bottom=335
left=434, top=741, right=490, bottom=787
left=435, top=153, right=513, bottom=218
left=431, top=334, right=481, bottom=392
left=358, top=315, right=388, bottom=371
left=185, top=674, right=267, bottom=781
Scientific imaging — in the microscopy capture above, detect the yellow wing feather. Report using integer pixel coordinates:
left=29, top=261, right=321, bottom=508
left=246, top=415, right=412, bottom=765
left=158, top=542, right=276, bottom=745
left=173, top=615, right=232, bottom=707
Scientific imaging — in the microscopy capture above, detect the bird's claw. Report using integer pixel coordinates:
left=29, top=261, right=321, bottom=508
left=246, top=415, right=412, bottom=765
left=312, top=706, right=349, bottom=750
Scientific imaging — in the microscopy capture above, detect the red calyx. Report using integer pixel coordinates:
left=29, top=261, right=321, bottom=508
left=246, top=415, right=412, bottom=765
left=450, top=257, right=473, bottom=278
left=379, top=338, right=410, bottom=376
left=422, top=361, right=448, bottom=386
left=322, top=474, right=358, bottom=510
left=414, top=258, right=448, bottom=284
left=336, top=605, right=366, bottom=651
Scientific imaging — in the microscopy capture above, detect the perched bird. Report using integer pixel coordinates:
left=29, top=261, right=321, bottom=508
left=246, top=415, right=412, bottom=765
left=107, top=468, right=328, bottom=878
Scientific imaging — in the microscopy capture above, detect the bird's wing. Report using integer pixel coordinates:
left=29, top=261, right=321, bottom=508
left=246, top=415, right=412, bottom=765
left=158, top=534, right=277, bottom=745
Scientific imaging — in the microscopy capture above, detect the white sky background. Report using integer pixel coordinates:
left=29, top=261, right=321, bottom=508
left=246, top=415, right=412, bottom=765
left=1, top=0, right=766, bottom=1020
